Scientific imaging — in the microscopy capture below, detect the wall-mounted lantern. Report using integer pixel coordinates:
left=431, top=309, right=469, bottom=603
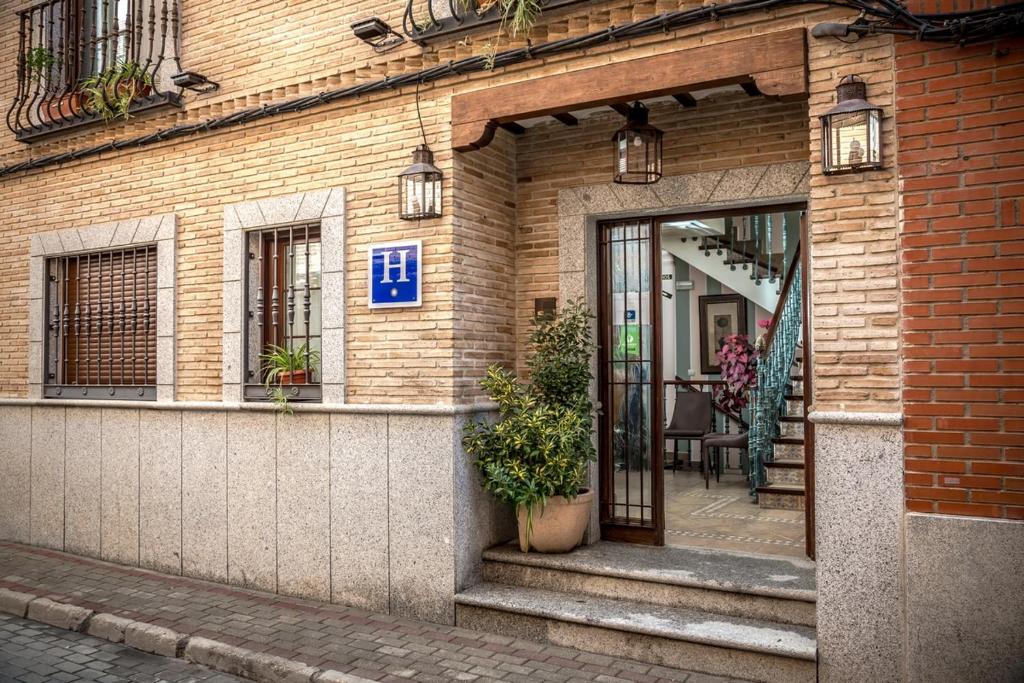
left=612, top=102, right=663, bottom=185
left=398, top=144, right=443, bottom=220
left=820, top=75, right=883, bottom=175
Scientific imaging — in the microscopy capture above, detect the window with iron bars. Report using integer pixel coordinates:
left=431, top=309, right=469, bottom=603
left=44, top=245, right=157, bottom=400
left=243, top=224, right=323, bottom=403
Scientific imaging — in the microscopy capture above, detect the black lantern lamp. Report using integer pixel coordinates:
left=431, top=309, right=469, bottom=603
left=612, top=102, right=663, bottom=185
left=820, top=75, right=883, bottom=175
left=398, top=144, right=443, bottom=220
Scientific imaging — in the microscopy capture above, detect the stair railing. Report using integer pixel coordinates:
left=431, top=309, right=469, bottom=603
left=748, top=243, right=802, bottom=497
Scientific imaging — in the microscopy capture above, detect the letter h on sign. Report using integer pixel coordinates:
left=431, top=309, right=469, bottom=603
left=368, top=240, right=423, bottom=308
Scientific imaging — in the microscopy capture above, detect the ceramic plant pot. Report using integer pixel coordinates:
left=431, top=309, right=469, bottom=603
left=517, top=489, right=593, bottom=553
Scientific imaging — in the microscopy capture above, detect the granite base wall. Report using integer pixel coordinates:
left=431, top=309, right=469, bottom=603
left=905, top=513, right=1024, bottom=683
left=810, top=413, right=905, bottom=683
left=0, top=403, right=514, bottom=624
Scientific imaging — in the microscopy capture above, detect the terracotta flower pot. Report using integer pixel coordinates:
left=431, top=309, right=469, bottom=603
left=43, top=92, right=84, bottom=123
left=516, top=489, right=593, bottom=553
left=278, top=369, right=308, bottom=385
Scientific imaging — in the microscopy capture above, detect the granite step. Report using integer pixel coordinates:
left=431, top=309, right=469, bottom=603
left=779, top=416, right=804, bottom=438
left=455, top=583, right=816, bottom=683
left=757, top=484, right=806, bottom=511
left=481, top=542, right=816, bottom=626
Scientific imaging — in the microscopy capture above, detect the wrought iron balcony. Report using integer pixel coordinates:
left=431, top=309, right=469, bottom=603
left=7, top=0, right=183, bottom=142
left=403, top=0, right=591, bottom=44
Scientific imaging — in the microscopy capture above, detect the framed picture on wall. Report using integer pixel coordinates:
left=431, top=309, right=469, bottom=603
left=698, top=294, right=748, bottom=375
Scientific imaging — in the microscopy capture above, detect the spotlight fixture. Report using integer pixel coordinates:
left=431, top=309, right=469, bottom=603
left=170, top=71, right=219, bottom=94
left=351, top=18, right=405, bottom=53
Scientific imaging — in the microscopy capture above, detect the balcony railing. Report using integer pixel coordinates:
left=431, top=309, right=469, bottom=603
left=403, top=0, right=590, bottom=44
left=7, top=0, right=182, bottom=142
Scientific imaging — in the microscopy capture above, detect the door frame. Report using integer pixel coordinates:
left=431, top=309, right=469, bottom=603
left=595, top=204, right=813, bottom=558
left=597, top=217, right=664, bottom=546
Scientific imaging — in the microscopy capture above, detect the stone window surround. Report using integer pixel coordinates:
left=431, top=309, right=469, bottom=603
left=555, top=161, right=811, bottom=541
left=222, top=188, right=346, bottom=405
left=28, top=214, right=177, bottom=402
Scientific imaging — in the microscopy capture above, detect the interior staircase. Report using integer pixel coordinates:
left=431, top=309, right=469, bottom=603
left=758, top=346, right=807, bottom=510
left=455, top=542, right=817, bottom=683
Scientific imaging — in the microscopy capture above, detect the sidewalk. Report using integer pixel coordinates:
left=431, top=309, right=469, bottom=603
left=0, top=543, right=737, bottom=683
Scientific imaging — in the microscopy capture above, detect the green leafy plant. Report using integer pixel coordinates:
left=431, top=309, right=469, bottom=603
left=458, top=0, right=544, bottom=69
left=259, top=343, right=320, bottom=414
left=463, top=299, right=596, bottom=546
left=25, top=46, right=56, bottom=83
left=79, top=60, right=154, bottom=122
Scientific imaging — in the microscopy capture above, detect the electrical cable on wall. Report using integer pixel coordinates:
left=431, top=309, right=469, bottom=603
left=1, top=0, right=1021, bottom=178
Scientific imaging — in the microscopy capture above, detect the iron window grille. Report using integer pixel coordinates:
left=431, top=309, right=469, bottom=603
left=402, top=0, right=590, bottom=44
left=44, top=245, right=157, bottom=400
left=7, top=0, right=183, bottom=142
left=243, top=224, right=323, bottom=403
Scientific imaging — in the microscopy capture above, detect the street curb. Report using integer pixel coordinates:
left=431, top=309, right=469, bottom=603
left=0, top=587, right=373, bottom=683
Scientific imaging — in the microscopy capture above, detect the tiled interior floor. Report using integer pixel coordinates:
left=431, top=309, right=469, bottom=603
left=663, top=463, right=807, bottom=559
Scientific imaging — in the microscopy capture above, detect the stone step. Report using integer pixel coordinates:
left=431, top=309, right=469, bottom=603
left=773, top=438, right=804, bottom=462
left=757, top=484, right=806, bottom=511
left=455, top=583, right=816, bottom=683
left=765, top=461, right=804, bottom=486
left=779, top=417, right=804, bottom=438
left=481, top=542, right=816, bottom=627
left=786, top=398, right=804, bottom=417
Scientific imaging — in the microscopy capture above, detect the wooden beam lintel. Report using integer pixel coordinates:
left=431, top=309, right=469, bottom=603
left=451, top=28, right=807, bottom=152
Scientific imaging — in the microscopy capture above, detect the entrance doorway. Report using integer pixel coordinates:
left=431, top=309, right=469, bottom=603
left=597, top=206, right=813, bottom=558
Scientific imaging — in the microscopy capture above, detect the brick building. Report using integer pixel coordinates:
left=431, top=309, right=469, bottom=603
left=0, top=1, right=1020, bottom=681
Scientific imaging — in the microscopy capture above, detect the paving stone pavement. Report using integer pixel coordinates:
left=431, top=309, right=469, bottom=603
left=0, top=542, right=749, bottom=683
left=0, top=612, right=244, bottom=683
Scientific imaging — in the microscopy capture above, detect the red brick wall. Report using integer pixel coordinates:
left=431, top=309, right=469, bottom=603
left=897, top=25, right=1024, bottom=519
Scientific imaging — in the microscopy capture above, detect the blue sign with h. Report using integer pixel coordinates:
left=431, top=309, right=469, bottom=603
left=368, top=240, right=422, bottom=309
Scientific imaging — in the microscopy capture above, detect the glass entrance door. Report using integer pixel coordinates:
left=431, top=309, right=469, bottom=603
left=598, top=218, right=664, bottom=545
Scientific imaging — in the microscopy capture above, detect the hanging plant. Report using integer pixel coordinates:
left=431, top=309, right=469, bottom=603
left=25, top=46, right=56, bottom=84
left=714, top=333, right=758, bottom=414
left=459, top=0, right=545, bottom=69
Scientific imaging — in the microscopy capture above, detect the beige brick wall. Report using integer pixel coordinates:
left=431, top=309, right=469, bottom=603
left=0, top=1, right=901, bottom=411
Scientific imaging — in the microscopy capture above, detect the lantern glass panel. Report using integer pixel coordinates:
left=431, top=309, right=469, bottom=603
left=824, top=108, right=881, bottom=174
left=614, top=128, right=662, bottom=184
left=399, top=171, right=442, bottom=220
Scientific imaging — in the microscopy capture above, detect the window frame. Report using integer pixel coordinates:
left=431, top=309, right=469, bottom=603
left=241, top=223, right=324, bottom=404
left=222, top=189, right=346, bottom=405
left=29, top=214, right=176, bottom=402
left=42, top=244, right=158, bottom=400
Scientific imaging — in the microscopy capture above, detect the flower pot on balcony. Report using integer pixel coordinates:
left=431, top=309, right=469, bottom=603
left=278, top=369, right=309, bottom=385
left=42, top=92, right=84, bottom=123
left=516, top=489, right=593, bottom=553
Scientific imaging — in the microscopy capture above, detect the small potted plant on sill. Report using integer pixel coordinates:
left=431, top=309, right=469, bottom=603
left=22, top=47, right=83, bottom=124
left=80, top=60, right=155, bottom=123
left=463, top=299, right=597, bottom=553
left=260, top=343, right=320, bottom=414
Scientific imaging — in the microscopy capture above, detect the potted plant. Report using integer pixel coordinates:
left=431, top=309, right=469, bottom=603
left=80, top=60, right=154, bottom=122
left=463, top=299, right=596, bottom=553
left=22, top=47, right=83, bottom=124
left=260, top=343, right=320, bottom=414
left=713, top=333, right=758, bottom=414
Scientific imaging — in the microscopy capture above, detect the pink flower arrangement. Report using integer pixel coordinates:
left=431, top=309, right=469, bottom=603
left=714, top=333, right=758, bottom=413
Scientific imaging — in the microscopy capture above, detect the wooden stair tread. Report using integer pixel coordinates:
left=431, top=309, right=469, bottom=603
left=785, top=394, right=804, bottom=401
left=765, top=461, right=804, bottom=469
left=757, top=484, right=805, bottom=496
left=773, top=437, right=804, bottom=445
left=780, top=416, right=803, bottom=423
